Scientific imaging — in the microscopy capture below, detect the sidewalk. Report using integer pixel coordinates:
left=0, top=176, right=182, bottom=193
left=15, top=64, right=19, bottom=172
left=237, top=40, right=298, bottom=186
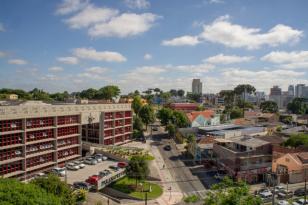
left=146, top=138, right=184, bottom=205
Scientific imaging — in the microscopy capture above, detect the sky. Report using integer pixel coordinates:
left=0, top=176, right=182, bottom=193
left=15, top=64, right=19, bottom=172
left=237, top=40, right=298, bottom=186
left=0, top=0, right=308, bottom=94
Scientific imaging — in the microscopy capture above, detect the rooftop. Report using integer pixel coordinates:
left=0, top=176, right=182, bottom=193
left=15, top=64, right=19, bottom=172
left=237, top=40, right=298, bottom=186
left=231, top=136, right=270, bottom=148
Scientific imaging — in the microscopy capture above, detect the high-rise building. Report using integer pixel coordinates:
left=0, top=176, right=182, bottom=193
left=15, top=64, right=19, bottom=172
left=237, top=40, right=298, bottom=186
left=270, top=86, right=282, bottom=96
left=288, top=85, right=294, bottom=96
left=295, top=84, right=305, bottom=97
left=269, top=86, right=282, bottom=108
left=0, top=102, right=132, bottom=179
left=192, top=79, right=202, bottom=95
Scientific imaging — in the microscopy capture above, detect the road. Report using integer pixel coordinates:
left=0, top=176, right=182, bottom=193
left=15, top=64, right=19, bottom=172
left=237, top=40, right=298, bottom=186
left=151, top=131, right=206, bottom=198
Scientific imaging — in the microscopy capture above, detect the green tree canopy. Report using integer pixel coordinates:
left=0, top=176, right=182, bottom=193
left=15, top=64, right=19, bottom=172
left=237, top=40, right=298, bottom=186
left=0, top=178, right=62, bottom=205
left=132, top=95, right=143, bottom=115
left=230, top=107, right=243, bottom=119
left=283, top=134, right=308, bottom=148
left=126, top=156, right=150, bottom=185
left=79, top=88, right=98, bottom=99
left=187, top=93, right=201, bottom=102
left=177, top=89, right=185, bottom=97
left=219, top=90, right=235, bottom=110
left=260, top=101, right=278, bottom=113
left=157, top=107, right=174, bottom=126
left=287, top=98, right=308, bottom=114
left=166, top=123, right=176, bottom=137
left=133, top=115, right=144, bottom=131
left=169, top=89, right=177, bottom=96
left=172, top=110, right=189, bottom=128
left=234, top=84, right=256, bottom=95
left=204, top=177, right=261, bottom=205
left=96, top=85, right=120, bottom=100
left=31, top=174, right=75, bottom=205
left=139, top=105, right=155, bottom=129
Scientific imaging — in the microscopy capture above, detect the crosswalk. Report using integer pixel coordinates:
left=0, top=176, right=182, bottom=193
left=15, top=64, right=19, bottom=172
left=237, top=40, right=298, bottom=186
left=184, top=189, right=209, bottom=198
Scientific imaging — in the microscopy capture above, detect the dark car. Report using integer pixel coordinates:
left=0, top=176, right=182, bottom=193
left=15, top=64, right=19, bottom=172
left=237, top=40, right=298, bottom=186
left=73, top=182, right=92, bottom=190
left=294, top=188, right=305, bottom=196
left=109, top=165, right=119, bottom=171
left=164, top=145, right=171, bottom=151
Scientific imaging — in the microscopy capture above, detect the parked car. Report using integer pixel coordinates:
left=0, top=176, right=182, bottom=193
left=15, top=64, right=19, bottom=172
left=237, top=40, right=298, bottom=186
left=117, top=162, right=128, bottom=168
left=294, top=188, right=306, bottom=196
left=296, top=199, right=308, bottom=205
left=94, top=154, right=107, bottom=161
left=84, top=158, right=98, bottom=165
left=51, top=167, right=66, bottom=177
left=152, top=127, right=158, bottom=131
left=292, top=202, right=301, bottom=205
left=259, top=191, right=272, bottom=203
left=73, top=160, right=85, bottom=169
left=66, top=162, right=79, bottom=170
left=277, top=190, right=293, bottom=199
left=164, top=145, right=171, bottom=151
left=73, top=182, right=92, bottom=190
left=109, top=165, right=119, bottom=171
left=99, top=170, right=111, bottom=177
left=85, top=175, right=100, bottom=185
left=277, top=200, right=290, bottom=205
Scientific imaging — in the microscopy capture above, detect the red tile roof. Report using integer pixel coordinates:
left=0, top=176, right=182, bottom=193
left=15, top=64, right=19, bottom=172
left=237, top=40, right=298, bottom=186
left=186, top=110, right=215, bottom=122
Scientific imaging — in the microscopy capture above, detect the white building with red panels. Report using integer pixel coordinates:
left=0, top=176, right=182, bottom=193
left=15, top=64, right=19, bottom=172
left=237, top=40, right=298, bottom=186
left=0, top=102, right=132, bottom=179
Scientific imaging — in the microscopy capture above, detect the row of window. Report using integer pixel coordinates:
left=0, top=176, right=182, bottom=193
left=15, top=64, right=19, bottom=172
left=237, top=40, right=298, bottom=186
left=26, top=117, right=54, bottom=129
left=26, top=142, right=54, bottom=155
left=0, top=148, right=22, bottom=161
left=26, top=129, right=54, bottom=142
left=57, top=137, right=78, bottom=148
left=58, top=147, right=78, bottom=159
left=57, top=126, right=79, bottom=137
left=0, top=161, right=22, bottom=175
left=57, top=115, right=79, bottom=125
left=0, top=133, right=23, bottom=147
left=0, top=120, right=22, bottom=132
left=26, top=153, right=53, bottom=168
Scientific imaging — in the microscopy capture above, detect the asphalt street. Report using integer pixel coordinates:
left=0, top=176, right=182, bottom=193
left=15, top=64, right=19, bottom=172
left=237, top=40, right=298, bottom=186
left=151, top=133, right=206, bottom=198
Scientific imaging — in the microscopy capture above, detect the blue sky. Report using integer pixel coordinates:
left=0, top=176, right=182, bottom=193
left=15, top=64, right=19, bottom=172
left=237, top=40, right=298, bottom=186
left=0, top=0, right=308, bottom=94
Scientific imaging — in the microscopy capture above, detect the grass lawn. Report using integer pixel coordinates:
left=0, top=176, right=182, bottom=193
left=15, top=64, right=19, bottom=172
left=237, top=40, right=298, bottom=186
left=110, top=177, right=163, bottom=200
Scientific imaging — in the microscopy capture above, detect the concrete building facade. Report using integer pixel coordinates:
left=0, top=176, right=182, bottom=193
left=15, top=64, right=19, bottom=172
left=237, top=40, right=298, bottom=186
left=0, top=103, right=132, bottom=179
left=192, top=79, right=202, bottom=95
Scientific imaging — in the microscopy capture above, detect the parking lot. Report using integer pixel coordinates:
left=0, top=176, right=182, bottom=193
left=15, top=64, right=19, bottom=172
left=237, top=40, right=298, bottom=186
left=63, top=159, right=119, bottom=185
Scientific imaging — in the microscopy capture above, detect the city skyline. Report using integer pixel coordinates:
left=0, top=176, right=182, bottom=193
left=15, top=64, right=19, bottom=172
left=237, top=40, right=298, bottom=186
left=1, top=0, right=308, bottom=94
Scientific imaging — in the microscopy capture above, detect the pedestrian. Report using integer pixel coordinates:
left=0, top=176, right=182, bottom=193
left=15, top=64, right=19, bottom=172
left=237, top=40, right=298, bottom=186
left=163, top=164, right=165, bottom=169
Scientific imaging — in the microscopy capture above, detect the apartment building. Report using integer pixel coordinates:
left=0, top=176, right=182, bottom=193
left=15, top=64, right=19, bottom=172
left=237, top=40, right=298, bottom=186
left=0, top=102, right=132, bottom=179
left=213, top=136, right=272, bottom=183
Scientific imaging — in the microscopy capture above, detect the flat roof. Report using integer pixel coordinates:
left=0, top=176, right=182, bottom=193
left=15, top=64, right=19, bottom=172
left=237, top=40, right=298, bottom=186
left=198, top=124, right=243, bottom=132
left=231, top=136, right=270, bottom=148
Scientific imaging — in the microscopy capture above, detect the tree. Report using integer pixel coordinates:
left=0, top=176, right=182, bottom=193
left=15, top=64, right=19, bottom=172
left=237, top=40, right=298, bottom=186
left=96, top=85, right=120, bottom=100
left=0, top=178, right=62, bottom=205
left=187, top=93, right=201, bottom=102
left=30, top=88, right=51, bottom=101
left=166, top=123, right=176, bottom=137
left=31, top=174, right=75, bottom=205
left=172, top=110, right=189, bottom=128
left=153, top=88, right=161, bottom=95
left=169, top=89, right=177, bottom=96
left=133, top=115, right=144, bottom=131
left=139, top=105, right=155, bottom=130
left=287, top=98, right=308, bottom=114
left=160, top=92, right=171, bottom=103
left=196, top=104, right=205, bottom=111
left=204, top=177, right=262, bottom=205
left=219, top=90, right=235, bottom=110
left=132, top=95, right=143, bottom=115
left=126, top=156, right=150, bottom=186
left=236, top=99, right=254, bottom=110
left=157, top=108, right=174, bottom=126
left=79, top=88, right=98, bottom=99
left=260, top=101, right=278, bottom=113
left=283, top=134, right=308, bottom=148
left=177, top=89, right=185, bottom=97
left=230, top=107, right=243, bottom=119
left=234, top=84, right=256, bottom=96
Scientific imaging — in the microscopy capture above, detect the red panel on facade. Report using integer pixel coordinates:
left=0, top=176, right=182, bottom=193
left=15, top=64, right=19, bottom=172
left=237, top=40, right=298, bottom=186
left=57, top=115, right=79, bottom=125
left=26, top=141, right=54, bottom=155
left=57, top=126, right=79, bottom=137
left=104, top=138, right=113, bottom=145
left=0, top=119, right=22, bottom=132
left=0, top=133, right=23, bottom=147
left=26, top=153, right=53, bottom=168
left=26, top=117, right=54, bottom=129
left=57, top=137, right=78, bottom=148
left=0, top=161, right=22, bottom=175
left=57, top=147, right=79, bottom=159
left=26, top=129, right=54, bottom=142
left=0, top=147, right=22, bottom=161
left=105, top=112, right=113, bottom=120
left=125, top=111, right=132, bottom=118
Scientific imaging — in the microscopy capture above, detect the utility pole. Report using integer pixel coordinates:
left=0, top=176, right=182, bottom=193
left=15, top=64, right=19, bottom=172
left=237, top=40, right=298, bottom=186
left=272, top=175, right=275, bottom=205
left=305, top=169, right=307, bottom=204
left=145, top=192, right=148, bottom=205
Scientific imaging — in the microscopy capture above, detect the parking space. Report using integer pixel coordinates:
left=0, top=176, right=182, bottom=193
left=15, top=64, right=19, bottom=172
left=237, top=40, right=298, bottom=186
left=64, top=159, right=118, bottom=185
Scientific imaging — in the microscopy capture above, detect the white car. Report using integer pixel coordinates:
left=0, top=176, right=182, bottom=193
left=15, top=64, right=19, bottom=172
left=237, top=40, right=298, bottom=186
left=277, top=200, right=290, bottom=205
left=66, top=162, right=79, bottom=170
left=73, top=160, right=85, bottom=168
left=52, top=167, right=66, bottom=176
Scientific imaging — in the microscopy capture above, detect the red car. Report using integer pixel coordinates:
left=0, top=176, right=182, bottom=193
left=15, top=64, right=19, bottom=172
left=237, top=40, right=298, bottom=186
left=117, top=162, right=128, bottom=168
left=85, top=175, right=100, bottom=185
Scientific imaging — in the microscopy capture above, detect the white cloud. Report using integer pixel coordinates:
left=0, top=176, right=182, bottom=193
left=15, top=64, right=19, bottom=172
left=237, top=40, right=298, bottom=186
left=65, top=5, right=118, bottom=29
left=261, top=51, right=308, bottom=69
left=134, top=66, right=166, bottom=74
left=88, top=13, right=159, bottom=38
left=0, top=23, right=5, bottom=32
left=8, top=59, right=28, bottom=65
left=57, top=56, right=79, bottom=64
left=48, top=66, right=64, bottom=72
left=0, top=51, right=8, bottom=58
left=200, top=15, right=303, bottom=49
left=208, top=0, right=224, bottom=4
left=204, top=54, right=253, bottom=64
left=85, top=66, right=108, bottom=74
left=73, top=47, right=127, bottom=62
left=171, top=63, right=214, bottom=73
left=162, top=35, right=200, bottom=46
left=144, top=53, right=152, bottom=60
left=163, top=15, right=303, bottom=49
left=124, top=0, right=150, bottom=9
left=56, top=0, right=89, bottom=15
